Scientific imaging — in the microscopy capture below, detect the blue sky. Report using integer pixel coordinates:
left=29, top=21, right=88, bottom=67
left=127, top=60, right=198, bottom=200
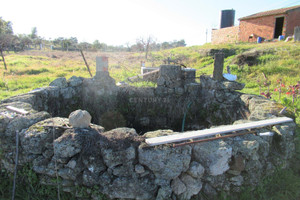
left=0, top=0, right=299, bottom=46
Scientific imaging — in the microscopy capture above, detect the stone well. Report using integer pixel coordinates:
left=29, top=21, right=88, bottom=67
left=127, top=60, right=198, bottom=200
left=0, top=64, right=296, bottom=200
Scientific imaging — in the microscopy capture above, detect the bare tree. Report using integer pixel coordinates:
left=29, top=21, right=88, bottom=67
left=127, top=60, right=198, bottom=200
left=136, top=36, right=156, bottom=59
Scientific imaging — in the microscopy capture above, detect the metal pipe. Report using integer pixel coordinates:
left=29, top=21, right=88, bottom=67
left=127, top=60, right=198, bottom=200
left=173, top=130, right=256, bottom=147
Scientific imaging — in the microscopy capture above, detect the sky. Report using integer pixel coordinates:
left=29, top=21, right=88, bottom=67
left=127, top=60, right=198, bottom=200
left=0, top=0, right=299, bottom=46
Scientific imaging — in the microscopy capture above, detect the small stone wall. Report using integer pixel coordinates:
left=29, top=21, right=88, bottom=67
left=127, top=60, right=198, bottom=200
left=0, top=65, right=296, bottom=199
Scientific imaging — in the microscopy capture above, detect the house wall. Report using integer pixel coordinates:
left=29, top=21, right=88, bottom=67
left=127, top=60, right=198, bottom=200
left=239, top=14, right=287, bottom=42
left=286, top=8, right=300, bottom=36
left=211, top=26, right=239, bottom=44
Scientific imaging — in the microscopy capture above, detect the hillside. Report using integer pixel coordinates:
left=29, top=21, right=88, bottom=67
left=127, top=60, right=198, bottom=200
left=1, top=42, right=299, bottom=100
left=0, top=42, right=300, bottom=199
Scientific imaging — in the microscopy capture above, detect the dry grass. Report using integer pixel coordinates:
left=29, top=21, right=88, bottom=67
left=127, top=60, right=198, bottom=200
left=0, top=50, right=148, bottom=100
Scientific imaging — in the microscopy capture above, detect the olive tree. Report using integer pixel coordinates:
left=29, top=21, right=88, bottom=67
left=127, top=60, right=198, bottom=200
left=0, top=17, right=14, bottom=70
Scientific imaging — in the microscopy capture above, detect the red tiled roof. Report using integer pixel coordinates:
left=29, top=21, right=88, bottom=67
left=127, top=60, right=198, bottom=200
left=239, top=4, right=300, bottom=20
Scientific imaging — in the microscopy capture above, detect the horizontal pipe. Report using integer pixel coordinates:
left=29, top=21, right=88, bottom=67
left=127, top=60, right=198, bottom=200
left=6, top=106, right=28, bottom=115
left=173, top=130, right=255, bottom=147
left=145, top=117, right=293, bottom=146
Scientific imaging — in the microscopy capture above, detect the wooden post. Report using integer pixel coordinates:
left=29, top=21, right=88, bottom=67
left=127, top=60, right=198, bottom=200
left=79, top=49, right=93, bottom=77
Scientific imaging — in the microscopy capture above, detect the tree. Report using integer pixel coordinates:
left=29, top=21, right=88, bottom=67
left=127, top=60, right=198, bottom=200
left=18, top=34, right=32, bottom=50
left=0, top=17, right=15, bottom=70
left=78, top=42, right=92, bottom=51
left=176, top=39, right=186, bottom=47
left=30, top=27, right=38, bottom=40
left=52, top=37, right=65, bottom=49
left=161, top=41, right=171, bottom=49
left=136, top=36, right=156, bottom=59
left=52, top=37, right=78, bottom=51
left=0, top=17, right=13, bottom=35
left=92, top=40, right=102, bottom=50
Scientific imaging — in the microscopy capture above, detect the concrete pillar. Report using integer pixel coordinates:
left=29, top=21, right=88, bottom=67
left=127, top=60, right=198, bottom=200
left=294, top=26, right=300, bottom=42
left=213, top=53, right=224, bottom=81
left=96, top=56, right=109, bottom=77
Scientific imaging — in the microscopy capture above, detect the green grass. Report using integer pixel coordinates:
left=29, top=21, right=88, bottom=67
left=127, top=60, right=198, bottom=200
left=220, top=168, right=300, bottom=200
left=0, top=164, right=108, bottom=200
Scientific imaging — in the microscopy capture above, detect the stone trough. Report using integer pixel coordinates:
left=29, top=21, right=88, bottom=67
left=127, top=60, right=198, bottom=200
left=0, top=59, right=297, bottom=199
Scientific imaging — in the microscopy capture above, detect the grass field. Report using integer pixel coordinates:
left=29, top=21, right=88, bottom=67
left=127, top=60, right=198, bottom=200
left=1, top=42, right=300, bottom=199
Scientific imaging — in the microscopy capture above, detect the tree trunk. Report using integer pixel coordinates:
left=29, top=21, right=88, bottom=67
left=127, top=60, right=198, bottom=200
left=145, top=43, right=149, bottom=60
left=0, top=49, right=7, bottom=70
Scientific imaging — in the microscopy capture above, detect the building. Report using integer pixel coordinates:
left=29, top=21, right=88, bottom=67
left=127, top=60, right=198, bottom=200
left=211, top=5, right=300, bottom=44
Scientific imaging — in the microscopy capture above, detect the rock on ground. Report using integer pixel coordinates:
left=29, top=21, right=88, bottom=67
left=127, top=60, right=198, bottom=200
left=69, top=109, right=92, bottom=128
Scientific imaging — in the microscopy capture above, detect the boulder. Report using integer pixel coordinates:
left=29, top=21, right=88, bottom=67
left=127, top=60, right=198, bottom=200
left=100, top=128, right=141, bottom=169
left=49, top=77, right=67, bottom=88
left=67, top=76, right=83, bottom=87
left=53, top=130, right=83, bottom=159
left=135, top=164, right=145, bottom=174
left=178, top=174, right=202, bottom=200
left=171, top=177, right=187, bottom=195
left=223, top=81, right=245, bottom=90
left=193, top=140, right=232, bottom=176
left=21, top=117, right=68, bottom=155
left=139, top=130, right=192, bottom=180
left=138, top=144, right=192, bottom=180
left=156, top=185, right=172, bottom=200
left=186, top=161, right=205, bottom=178
left=69, top=110, right=91, bottom=128
left=0, top=102, right=34, bottom=135
left=200, top=75, right=245, bottom=91
left=5, top=111, right=50, bottom=137
left=53, top=128, right=102, bottom=162
left=103, top=176, right=157, bottom=200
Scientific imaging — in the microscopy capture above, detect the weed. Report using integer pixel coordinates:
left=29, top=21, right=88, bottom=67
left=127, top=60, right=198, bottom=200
left=217, top=168, right=300, bottom=200
left=129, top=81, right=157, bottom=87
left=56, top=72, right=67, bottom=77
left=0, top=164, right=109, bottom=200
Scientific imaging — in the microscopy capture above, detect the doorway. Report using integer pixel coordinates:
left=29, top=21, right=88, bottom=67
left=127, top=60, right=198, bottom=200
left=274, top=17, right=284, bottom=39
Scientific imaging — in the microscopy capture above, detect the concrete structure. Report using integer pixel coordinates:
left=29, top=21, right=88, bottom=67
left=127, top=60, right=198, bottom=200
left=141, top=67, right=158, bottom=75
left=212, top=5, right=300, bottom=44
left=95, top=56, right=108, bottom=77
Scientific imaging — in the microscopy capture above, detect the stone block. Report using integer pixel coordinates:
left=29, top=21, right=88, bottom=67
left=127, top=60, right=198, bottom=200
left=158, top=65, right=182, bottom=88
left=213, top=53, right=224, bottom=81
left=182, top=68, right=196, bottom=84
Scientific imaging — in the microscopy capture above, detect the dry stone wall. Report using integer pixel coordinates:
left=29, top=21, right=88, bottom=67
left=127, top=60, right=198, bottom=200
left=0, top=71, right=297, bottom=199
